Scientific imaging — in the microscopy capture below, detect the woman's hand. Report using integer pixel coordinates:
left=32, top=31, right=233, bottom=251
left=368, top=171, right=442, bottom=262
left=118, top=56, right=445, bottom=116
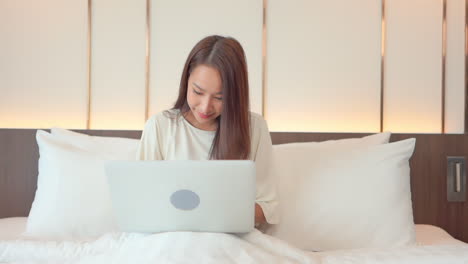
left=255, top=203, right=266, bottom=225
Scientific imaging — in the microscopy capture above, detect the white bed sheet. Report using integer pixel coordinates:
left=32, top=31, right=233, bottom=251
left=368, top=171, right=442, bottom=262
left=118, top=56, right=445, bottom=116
left=0, top=218, right=27, bottom=241
left=1, top=217, right=467, bottom=264
left=0, top=217, right=464, bottom=246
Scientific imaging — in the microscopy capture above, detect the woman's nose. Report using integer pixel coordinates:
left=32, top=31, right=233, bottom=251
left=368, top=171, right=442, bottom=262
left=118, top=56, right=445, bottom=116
left=199, top=98, right=212, bottom=113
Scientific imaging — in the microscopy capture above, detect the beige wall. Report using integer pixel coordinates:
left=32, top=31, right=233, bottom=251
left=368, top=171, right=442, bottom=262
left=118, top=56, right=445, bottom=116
left=445, top=0, right=466, bottom=133
left=266, top=0, right=382, bottom=132
left=384, top=0, right=443, bottom=133
left=0, top=0, right=88, bottom=129
left=0, top=0, right=466, bottom=133
left=90, top=0, right=147, bottom=130
left=149, top=0, right=263, bottom=117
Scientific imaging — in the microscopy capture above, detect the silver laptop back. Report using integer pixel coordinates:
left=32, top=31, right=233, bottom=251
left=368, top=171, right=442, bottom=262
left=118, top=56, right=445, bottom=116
left=105, top=160, right=256, bottom=233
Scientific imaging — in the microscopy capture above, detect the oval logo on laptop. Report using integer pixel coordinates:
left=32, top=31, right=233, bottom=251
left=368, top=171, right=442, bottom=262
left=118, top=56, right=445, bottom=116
left=170, top=189, right=200, bottom=210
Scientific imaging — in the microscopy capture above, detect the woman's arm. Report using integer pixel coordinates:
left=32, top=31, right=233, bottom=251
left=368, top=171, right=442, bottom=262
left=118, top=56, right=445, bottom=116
left=255, top=203, right=266, bottom=225
left=252, top=115, right=279, bottom=225
left=136, top=115, right=164, bottom=160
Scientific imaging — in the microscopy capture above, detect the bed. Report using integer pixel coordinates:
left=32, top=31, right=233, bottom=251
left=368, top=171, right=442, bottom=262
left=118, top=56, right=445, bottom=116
left=1, top=128, right=468, bottom=263
left=0, top=217, right=467, bottom=263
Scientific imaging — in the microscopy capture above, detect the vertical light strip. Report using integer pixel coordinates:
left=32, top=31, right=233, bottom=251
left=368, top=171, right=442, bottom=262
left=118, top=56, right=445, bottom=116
left=442, top=0, right=447, bottom=133
left=380, top=0, right=386, bottom=132
left=262, top=0, right=267, bottom=118
left=465, top=0, right=468, bottom=133
left=86, top=0, right=92, bottom=129
left=145, top=0, right=151, bottom=121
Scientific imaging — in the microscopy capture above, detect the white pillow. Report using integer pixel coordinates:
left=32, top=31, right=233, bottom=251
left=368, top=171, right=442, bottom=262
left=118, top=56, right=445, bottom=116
left=26, top=130, right=118, bottom=239
left=50, top=127, right=139, bottom=160
left=266, top=132, right=390, bottom=232
left=268, top=137, right=416, bottom=251
left=276, top=132, right=391, bottom=149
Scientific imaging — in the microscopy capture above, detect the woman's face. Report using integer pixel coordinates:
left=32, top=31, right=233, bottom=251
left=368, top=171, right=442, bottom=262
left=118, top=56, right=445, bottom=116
left=186, top=64, right=223, bottom=130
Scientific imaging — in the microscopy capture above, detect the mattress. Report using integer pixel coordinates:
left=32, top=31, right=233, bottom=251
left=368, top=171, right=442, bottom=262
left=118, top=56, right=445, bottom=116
left=1, top=217, right=467, bottom=263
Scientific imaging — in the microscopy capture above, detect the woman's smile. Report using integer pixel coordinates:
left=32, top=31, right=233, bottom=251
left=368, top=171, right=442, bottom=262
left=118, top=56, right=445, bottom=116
left=198, top=112, right=213, bottom=119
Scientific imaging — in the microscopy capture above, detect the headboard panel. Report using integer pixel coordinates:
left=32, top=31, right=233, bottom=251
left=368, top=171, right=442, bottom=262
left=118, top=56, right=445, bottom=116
left=1, top=129, right=467, bottom=242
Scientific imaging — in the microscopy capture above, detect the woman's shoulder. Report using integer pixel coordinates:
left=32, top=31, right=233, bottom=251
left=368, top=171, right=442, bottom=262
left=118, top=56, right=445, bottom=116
left=248, top=112, right=271, bottom=150
left=249, top=112, right=266, bottom=126
left=249, top=112, right=269, bottom=134
left=147, top=109, right=182, bottom=127
left=249, top=111, right=263, bottom=120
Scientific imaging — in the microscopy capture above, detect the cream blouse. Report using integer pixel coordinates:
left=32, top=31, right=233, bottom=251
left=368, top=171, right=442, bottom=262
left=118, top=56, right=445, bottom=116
left=136, top=109, right=279, bottom=224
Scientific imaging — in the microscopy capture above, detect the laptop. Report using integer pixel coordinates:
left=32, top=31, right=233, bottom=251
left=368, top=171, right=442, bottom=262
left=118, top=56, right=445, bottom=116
left=104, top=160, right=256, bottom=233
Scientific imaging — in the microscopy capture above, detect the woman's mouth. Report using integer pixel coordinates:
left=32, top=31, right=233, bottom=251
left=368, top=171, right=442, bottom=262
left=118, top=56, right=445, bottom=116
left=198, top=112, right=212, bottom=119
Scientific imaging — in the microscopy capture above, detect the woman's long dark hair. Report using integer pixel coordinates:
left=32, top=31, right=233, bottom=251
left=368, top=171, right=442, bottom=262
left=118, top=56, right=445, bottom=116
left=173, top=35, right=251, bottom=160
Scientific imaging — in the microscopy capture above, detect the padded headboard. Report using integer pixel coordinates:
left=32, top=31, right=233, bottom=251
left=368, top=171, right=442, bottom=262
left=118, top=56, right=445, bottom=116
left=0, top=129, right=467, bottom=242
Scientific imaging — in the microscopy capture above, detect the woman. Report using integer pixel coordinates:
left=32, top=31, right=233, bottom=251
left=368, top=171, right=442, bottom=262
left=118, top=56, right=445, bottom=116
left=136, top=35, right=278, bottom=227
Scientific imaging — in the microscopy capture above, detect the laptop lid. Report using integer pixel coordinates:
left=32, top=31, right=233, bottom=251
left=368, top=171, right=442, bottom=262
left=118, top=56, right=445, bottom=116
left=105, top=160, right=256, bottom=233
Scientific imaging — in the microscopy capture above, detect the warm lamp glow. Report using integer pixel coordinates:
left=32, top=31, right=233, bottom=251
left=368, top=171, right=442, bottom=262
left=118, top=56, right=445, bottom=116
left=0, top=109, right=448, bottom=133
left=0, top=114, right=145, bottom=130
left=0, top=116, right=86, bottom=130
left=267, top=112, right=380, bottom=133
left=268, top=112, right=443, bottom=134
left=90, top=113, right=145, bottom=130
left=383, top=119, right=442, bottom=133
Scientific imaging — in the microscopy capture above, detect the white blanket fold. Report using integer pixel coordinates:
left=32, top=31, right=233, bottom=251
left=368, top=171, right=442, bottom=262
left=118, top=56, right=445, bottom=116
left=0, top=230, right=315, bottom=264
left=1, top=230, right=468, bottom=264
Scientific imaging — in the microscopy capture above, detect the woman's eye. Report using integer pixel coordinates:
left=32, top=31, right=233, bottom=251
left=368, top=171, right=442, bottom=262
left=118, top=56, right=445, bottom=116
left=215, top=97, right=223, bottom=101
left=193, top=89, right=202, bottom=95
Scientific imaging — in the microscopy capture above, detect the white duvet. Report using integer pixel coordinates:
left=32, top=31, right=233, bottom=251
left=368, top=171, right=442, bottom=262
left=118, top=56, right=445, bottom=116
left=1, top=229, right=468, bottom=264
